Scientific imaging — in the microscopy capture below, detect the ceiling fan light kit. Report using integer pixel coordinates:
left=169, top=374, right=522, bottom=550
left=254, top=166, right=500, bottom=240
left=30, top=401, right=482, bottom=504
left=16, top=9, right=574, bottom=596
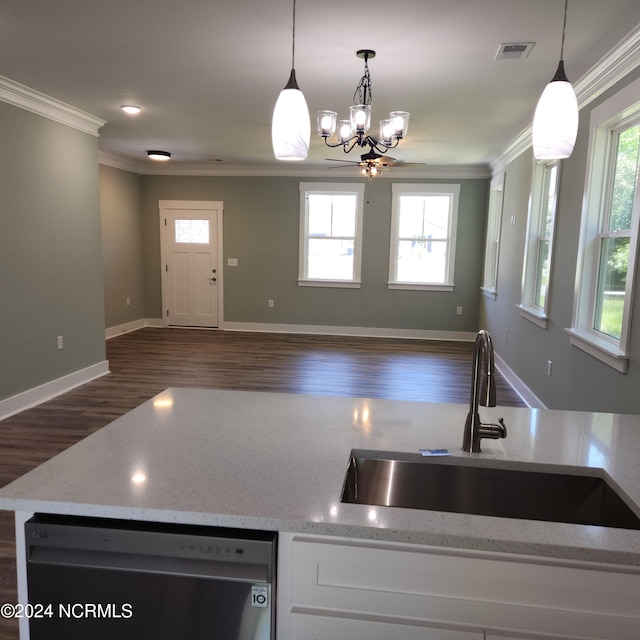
left=532, top=0, right=578, bottom=160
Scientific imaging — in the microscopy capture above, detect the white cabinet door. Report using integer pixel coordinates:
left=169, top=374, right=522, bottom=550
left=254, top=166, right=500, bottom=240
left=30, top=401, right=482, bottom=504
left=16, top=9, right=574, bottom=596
left=291, top=612, right=483, bottom=640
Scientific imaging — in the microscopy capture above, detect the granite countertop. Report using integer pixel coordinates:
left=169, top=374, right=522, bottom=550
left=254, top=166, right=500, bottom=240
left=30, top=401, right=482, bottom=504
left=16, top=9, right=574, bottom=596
left=2, top=388, right=640, bottom=567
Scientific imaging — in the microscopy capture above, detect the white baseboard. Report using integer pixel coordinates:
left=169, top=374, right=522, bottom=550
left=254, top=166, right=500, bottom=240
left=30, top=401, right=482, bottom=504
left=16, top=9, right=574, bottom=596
left=0, top=360, right=110, bottom=421
left=105, top=317, right=164, bottom=339
left=494, top=352, right=546, bottom=409
left=221, top=321, right=477, bottom=342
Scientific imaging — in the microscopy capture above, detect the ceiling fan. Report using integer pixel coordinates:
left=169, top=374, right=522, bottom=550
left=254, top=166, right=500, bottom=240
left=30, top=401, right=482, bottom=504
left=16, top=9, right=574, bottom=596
left=326, top=143, right=424, bottom=177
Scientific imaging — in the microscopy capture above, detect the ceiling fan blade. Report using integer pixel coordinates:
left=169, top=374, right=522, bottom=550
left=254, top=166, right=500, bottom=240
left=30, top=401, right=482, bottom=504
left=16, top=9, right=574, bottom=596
left=325, top=158, right=363, bottom=165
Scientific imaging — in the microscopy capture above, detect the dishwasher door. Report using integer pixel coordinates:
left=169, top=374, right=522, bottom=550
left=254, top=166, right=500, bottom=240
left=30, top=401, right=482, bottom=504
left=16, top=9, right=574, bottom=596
left=25, top=515, right=276, bottom=640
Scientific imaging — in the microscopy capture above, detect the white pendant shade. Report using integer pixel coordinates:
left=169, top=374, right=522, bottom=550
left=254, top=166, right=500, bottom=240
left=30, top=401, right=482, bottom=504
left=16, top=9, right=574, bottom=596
left=272, top=71, right=310, bottom=161
left=532, top=76, right=578, bottom=160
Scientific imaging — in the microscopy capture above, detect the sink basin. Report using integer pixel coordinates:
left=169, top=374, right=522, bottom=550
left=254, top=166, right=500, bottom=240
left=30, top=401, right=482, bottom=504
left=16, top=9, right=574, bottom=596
left=341, top=450, right=640, bottom=530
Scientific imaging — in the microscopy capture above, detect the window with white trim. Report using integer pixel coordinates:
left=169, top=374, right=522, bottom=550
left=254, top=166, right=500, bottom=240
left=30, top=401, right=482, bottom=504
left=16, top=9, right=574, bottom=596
left=298, top=183, right=364, bottom=288
left=568, top=77, right=640, bottom=373
left=519, top=160, right=560, bottom=327
left=388, top=183, right=460, bottom=290
left=482, top=174, right=504, bottom=299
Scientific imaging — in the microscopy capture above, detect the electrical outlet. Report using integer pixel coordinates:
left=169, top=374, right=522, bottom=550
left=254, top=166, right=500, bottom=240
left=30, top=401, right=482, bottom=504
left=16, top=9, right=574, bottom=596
left=268, top=299, right=274, bottom=308
left=456, top=306, right=463, bottom=315
left=126, top=297, right=131, bottom=307
left=57, top=336, right=64, bottom=350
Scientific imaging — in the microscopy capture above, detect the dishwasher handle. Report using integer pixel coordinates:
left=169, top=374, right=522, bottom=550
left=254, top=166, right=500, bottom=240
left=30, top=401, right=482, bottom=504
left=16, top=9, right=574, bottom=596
left=28, top=545, right=270, bottom=583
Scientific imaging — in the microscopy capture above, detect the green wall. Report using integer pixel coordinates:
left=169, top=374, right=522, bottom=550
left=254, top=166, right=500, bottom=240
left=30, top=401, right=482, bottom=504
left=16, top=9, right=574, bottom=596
left=481, top=66, right=640, bottom=414
left=100, top=165, right=144, bottom=328
left=139, top=175, right=489, bottom=332
left=0, top=102, right=106, bottom=401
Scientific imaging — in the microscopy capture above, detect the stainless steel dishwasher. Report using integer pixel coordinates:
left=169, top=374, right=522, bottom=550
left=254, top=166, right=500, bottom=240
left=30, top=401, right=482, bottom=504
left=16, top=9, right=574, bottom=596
left=25, top=514, right=276, bottom=640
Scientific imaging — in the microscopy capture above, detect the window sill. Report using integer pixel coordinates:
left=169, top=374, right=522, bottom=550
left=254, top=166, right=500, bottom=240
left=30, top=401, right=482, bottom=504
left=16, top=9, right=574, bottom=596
left=388, top=282, right=454, bottom=292
left=298, top=279, right=361, bottom=289
left=518, top=304, right=549, bottom=329
left=565, top=327, right=629, bottom=373
left=481, top=287, right=497, bottom=300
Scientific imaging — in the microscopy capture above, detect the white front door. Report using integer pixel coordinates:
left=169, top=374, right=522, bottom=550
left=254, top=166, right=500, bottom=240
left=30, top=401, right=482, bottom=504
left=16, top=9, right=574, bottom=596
left=159, top=201, right=223, bottom=328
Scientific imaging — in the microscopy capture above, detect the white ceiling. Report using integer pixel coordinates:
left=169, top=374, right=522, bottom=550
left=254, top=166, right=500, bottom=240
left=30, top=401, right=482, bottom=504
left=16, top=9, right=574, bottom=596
left=2, top=0, right=640, bottom=173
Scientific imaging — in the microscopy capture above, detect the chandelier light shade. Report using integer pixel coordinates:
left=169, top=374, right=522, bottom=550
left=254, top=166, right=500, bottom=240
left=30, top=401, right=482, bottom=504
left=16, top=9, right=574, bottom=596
left=532, top=0, right=578, bottom=160
left=272, top=0, right=310, bottom=161
left=318, top=50, right=410, bottom=156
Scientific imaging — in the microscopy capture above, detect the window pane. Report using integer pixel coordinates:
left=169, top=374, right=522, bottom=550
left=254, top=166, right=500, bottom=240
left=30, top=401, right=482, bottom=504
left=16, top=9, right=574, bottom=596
left=398, top=195, right=450, bottom=240
left=308, top=195, right=332, bottom=236
left=396, top=239, right=446, bottom=283
left=594, top=236, right=629, bottom=339
left=542, top=164, right=558, bottom=237
left=398, top=197, right=426, bottom=237
left=175, top=219, right=209, bottom=244
left=609, top=124, right=640, bottom=232
left=331, top=195, right=356, bottom=236
left=307, top=238, right=354, bottom=280
left=534, top=239, right=550, bottom=308
left=308, top=194, right=356, bottom=237
left=423, top=196, right=451, bottom=239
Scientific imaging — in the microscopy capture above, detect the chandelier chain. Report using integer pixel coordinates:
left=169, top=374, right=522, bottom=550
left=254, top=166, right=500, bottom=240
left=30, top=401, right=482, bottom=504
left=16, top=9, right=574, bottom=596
left=353, top=55, right=373, bottom=106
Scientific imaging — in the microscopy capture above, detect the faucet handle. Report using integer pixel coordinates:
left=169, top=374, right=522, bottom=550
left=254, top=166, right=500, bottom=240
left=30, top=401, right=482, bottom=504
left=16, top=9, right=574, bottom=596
left=478, top=418, right=507, bottom=441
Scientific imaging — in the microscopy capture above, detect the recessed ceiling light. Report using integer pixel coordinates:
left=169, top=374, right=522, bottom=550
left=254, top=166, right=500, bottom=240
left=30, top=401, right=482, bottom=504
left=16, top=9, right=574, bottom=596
left=121, top=105, right=141, bottom=115
left=147, top=150, right=171, bottom=161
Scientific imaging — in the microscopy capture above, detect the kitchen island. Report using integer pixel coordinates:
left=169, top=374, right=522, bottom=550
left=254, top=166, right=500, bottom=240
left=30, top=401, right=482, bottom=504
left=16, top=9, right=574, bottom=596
left=1, top=388, right=640, bottom=638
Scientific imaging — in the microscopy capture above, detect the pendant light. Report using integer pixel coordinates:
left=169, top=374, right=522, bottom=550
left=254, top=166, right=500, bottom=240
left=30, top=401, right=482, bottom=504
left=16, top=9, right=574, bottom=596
left=532, top=0, right=578, bottom=160
left=271, top=0, right=310, bottom=161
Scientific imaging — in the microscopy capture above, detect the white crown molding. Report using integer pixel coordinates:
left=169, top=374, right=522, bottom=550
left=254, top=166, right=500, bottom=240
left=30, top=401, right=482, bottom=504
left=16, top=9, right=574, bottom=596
left=0, top=75, right=105, bottom=136
left=98, top=150, right=145, bottom=173
left=135, top=161, right=490, bottom=179
left=97, top=152, right=490, bottom=179
left=491, top=22, right=640, bottom=175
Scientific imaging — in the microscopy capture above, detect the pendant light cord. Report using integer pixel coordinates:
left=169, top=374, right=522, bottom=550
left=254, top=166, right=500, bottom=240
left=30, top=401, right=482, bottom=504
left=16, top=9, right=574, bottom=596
left=560, top=0, right=568, bottom=60
left=291, top=0, right=297, bottom=70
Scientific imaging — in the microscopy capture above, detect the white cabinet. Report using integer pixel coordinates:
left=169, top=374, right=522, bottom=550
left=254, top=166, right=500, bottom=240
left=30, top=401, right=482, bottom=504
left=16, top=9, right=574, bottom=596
left=291, top=613, right=482, bottom=639
left=277, top=533, right=640, bottom=640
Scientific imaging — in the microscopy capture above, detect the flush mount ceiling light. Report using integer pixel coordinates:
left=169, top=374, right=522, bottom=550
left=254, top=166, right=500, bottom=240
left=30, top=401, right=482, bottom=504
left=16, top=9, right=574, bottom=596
left=147, top=150, right=171, bottom=161
left=121, top=105, right=141, bottom=115
left=271, top=0, right=310, bottom=161
left=532, top=0, right=578, bottom=160
left=318, top=50, right=410, bottom=157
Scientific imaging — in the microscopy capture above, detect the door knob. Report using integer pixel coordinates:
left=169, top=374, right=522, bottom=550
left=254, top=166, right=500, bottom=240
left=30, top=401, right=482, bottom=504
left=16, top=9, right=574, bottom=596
left=210, top=277, right=217, bottom=282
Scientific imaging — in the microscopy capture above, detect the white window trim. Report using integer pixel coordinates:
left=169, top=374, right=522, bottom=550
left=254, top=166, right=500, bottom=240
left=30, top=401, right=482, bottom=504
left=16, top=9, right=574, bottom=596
left=518, top=160, right=561, bottom=329
left=388, top=183, right=460, bottom=291
left=567, top=75, right=640, bottom=373
left=298, top=182, right=365, bottom=288
left=482, top=174, right=504, bottom=300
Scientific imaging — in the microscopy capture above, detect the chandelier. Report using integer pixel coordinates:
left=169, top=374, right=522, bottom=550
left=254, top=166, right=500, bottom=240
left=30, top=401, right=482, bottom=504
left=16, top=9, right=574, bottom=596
left=317, top=50, right=410, bottom=156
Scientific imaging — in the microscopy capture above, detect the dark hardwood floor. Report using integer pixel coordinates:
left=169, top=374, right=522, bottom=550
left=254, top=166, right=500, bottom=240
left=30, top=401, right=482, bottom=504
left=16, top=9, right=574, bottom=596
left=0, top=328, right=524, bottom=638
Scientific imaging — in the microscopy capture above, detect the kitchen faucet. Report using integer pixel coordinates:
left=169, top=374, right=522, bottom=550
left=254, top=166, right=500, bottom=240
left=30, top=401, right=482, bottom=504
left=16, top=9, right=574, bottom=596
left=462, top=329, right=507, bottom=453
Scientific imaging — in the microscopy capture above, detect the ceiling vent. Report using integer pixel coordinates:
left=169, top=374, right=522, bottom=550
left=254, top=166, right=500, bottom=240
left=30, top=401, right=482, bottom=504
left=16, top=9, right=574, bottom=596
left=495, top=42, right=535, bottom=61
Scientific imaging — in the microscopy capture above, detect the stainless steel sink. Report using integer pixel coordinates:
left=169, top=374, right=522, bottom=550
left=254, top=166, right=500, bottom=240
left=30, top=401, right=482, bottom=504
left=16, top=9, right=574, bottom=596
left=341, top=450, right=640, bottom=530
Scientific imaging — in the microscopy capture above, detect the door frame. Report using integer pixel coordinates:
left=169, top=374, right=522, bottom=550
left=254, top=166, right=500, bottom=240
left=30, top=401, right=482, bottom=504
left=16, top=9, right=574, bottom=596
left=159, top=200, right=224, bottom=328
